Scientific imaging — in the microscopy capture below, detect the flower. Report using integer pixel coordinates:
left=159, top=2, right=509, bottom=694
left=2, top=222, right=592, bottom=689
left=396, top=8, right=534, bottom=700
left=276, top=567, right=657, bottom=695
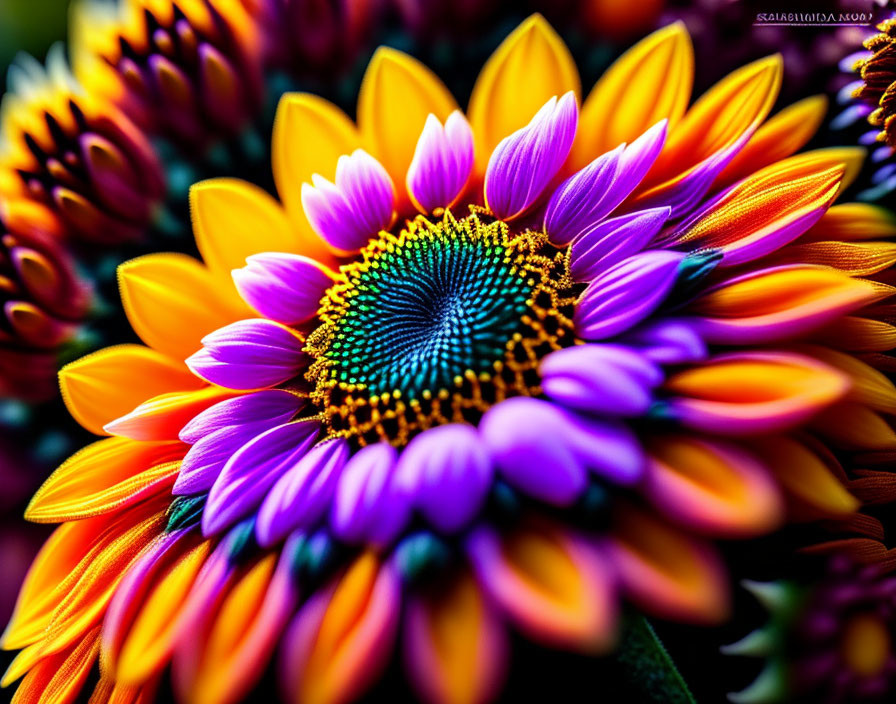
left=0, top=45, right=165, bottom=243
left=833, top=13, right=896, bottom=201
left=4, top=15, right=895, bottom=704
left=725, top=558, right=896, bottom=703
left=0, top=198, right=91, bottom=402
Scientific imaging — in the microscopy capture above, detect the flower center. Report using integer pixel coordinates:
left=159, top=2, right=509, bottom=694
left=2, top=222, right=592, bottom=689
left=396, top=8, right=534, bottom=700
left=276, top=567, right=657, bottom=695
left=305, top=210, right=577, bottom=447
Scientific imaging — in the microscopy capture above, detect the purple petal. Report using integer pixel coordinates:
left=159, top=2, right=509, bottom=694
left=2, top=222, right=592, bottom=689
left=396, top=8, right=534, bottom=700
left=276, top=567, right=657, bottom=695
left=173, top=423, right=270, bottom=496
left=232, top=253, right=333, bottom=325
left=544, top=120, right=667, bottom=246
left=256, top=438, right=351, bottom=547
left=484, top=92, right=578, bottom=220
left=540, top=344, right=662, bottom=416
left=636, top=128, right=754, bottom=221
left=179, top=389, right=304, bottom=444
left=330, top=442, right=411, bottom=546
left=618, top=319, right=707, bottom=365
left=569, top=207, right=671, bottom=282
left=186, top=319, right=306, bottom=390
left=406, top=111, right=474, bottom=213
left=574, top=251, right=686, bottom=340
left=301, top=149, right=396, bottom=254
left=202, top=420, right=321, bottom=536
left=393, top=424, right=492, bottom=534
left=479, top=397, right=644, bottom=503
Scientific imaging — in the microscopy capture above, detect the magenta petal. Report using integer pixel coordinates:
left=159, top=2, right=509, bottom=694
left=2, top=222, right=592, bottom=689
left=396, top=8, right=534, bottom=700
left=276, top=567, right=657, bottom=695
left=393, top=424, right=493, bottom=534
left=256, top=438, right=351, bottom=548
left=179, top=389, right=303, bottom=444
left=540, top=344, right=662, bottom=416
left=484, top=92, right=578, bottom=220
left=574, top=251, right=686, bottom=340
left=202, top=420, right=321, bottom=536
left=480, top=397, right=644, bottom=499
left=330, top=442, right=411, bottom=546
left=407, top=111, right=474, bottom=213
left=545, top=120, right=667, bottom=246
left=301, top=149, right=396, bottom=255
left=618, top=319, right=707, bottom=365
left=232, top=253, right=333, bottom=325
left=186, top=319, right=306, bottom=390
left=569, top=207, right=671, bottom=282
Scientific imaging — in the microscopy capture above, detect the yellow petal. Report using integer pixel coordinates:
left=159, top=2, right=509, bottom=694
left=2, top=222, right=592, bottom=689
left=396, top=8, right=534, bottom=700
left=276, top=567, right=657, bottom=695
left=358, top=47, right=456, bottom=204
left=468, top=14, right=579, bottom=176
left=271, top=93, right=358, bottom=265
left=571, top=22, right=692, bottom=171
left=645, top=54, right=782, bottom=188
left=60, top=344, right=204, bottom=436
left=610, top=508, right=729, bottom=623
left=190, top=178, right=321, bottom=284
left=286, top=552, right=400, bottom=704
left=405, top=573, right=505, bottom=704
left=770, top=147, right=865, bottom=196
left=751, top=436, right=859, bottom=519
left=116, top=540, right=213, bottom=686
left=714, top=95, right=828, bottom=188
left=800, top=203, right=896, bottom=243
left=796, top=345, right=896, bottom=414
left=26, top=437, right=184, bottom=523
left=182, top=554, right=288, bottom=704
left=119, top=253, right=247, bottom=361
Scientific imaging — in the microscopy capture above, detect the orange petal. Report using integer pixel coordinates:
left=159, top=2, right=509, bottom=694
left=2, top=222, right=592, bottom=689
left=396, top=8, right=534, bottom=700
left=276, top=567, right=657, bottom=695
left=3, top=518, right=114, bottom=650
left=572, top=22, right=692, bottom=171
left=766, top=241, right=896, bottom=277
left=468, top=14, right=579, bottom=176
left=358, top=47, right=457, bottom=204
left=11, top=504, right=167, bottom=678
left=10, top=626, right=100, bottom=704
left=812, top=317, right=896, bottom=352
left=466, top=521, right=616, bottom=652
left=404, top=572, right=506, bottom=704
left=609, top=507, right=729, bottom=623
left=643, top=435, right=783, bottom=536
left=115, top=539, right=213, bottom=686
left=271, top=93, right=358, bottom=266
left=679, top=156, right=844, bottom=266
left=714, top=95, right=828, bottom=189
left=663, top=351, right=850, bottom=435
left=799, top=202, right=896, bottom=243
left=179, top=553, right=296, bottom=704
left=751, top=436, right=859, bottom=519
left=60, top=344, right=204, bottom=436
left=812, top=402, right=896, bottom=451
left=26, top=437, right=185, bottom=523
left=118, top=253, right=247, bottom=360
left=104, top=386, right=239, bottom=441
left=795, top=345, right=896, bottom=414
left=282, top=552, right=400, bottom=704
left=686, top=265, right=890, bottom=344
left=644, top=54, right=782, bottom=189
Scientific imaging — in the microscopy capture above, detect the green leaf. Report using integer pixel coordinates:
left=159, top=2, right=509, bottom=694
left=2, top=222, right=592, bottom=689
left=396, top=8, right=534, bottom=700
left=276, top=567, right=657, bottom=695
left=614, top=613, right=697, bottom=704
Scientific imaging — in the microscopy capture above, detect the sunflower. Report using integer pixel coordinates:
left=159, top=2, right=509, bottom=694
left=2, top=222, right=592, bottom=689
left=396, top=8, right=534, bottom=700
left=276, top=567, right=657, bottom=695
left=4, top=15, right=895, bottom=704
